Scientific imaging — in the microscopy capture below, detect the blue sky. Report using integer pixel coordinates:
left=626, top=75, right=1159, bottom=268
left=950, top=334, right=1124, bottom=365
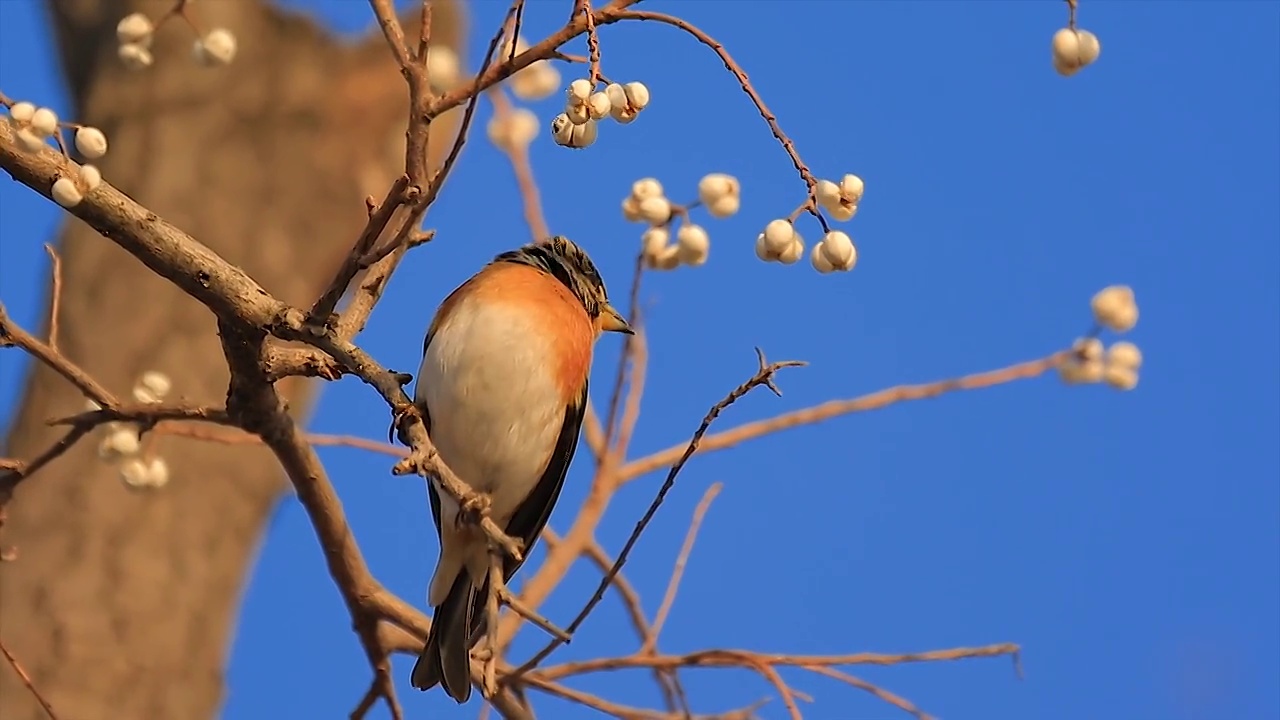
left=2, top=1, right=1278, bottom=719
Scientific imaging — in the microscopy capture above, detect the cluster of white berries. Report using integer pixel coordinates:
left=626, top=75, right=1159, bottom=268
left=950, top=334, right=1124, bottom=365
left=92, top=371, right=174, bottom=489
left=1052, top=27, right=1101, bottom=77
left=622, top=177, right=734, bottom=270
left=4, top=101, right=108, bottom=208
left=487, top=107, right=540, bottom=154
left=815, top=174, right=864, bottom=222
left=757, top=173, right=864, bottom=273
left=1060, top=285, right=1142, bottom=390
left=116, top=11, right=237, bottom=70
left=551, top=78, right=650, bottom=149
left=506, top=38, right=562, bottom=101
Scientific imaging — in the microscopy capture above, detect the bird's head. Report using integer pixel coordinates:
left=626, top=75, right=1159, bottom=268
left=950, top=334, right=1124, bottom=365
left=494, top=236, right=634, bottom=336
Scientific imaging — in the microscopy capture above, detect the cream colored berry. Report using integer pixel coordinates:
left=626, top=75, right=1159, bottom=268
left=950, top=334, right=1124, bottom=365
left=1106, top=341, right=1143, bottom=370
left=145, top=457, right=170, bottom=488
left=587, top=92, right=612, bottom=120
left=51, top=177, right=83, bottom=208
left=754, top=233, right=776, bottom=262
left=118, top=42, right=153, bottom=70
left=651, top=245, right=681, bottom=271
left=565, top=102, right=591, bottom=125
left=762, top=219, right=796, bottom=253
left=697, top=173, right=739, bottom=204
left=426, top=47, right=461, bottom=90
left=707, top=194, right=740, bottom=219
left=1059, top=358, right=1104, bottom=385
left=839, top=174, right=864, bottom=203
left=30, top=107, right=58, bottom=136
left=78, top=164, right=102, bottom=192
left=98, top=426, right=142, bottom=459
left=511, top=61, right=561, bottom=100
left=621, top=196, right=642, bottom=222
left=568, top=78, right=593, bottom=102
left=632, top=178, right=663, bottom=200
left=1073, top=337, right=1104, bottom=362
left=1052, top=28, right=1102, bottom=76
left=1102, top=364, right=1138, bottom=391
left=1091, top=285, right=1139, bottom=332
left=116, top=12, right=154, bottom=46
left=828, top=204, right=857, bottom=222
left=7, top=101, right=35, bottom=123
left=637, top=196, right=671, bottom=225
left=641, top=227, right=669, bottom=259
left=676, top=224, right=710, bottom=266
left=487, top=107, right=539, bottom=153
left=14, top=128, right=46, bottom=153
left=74, top=126, right=108, bottom=159
left=623, top=82, right=650, bottom=110
left=777, top=236, right=804, bottom=265
left=815, top=180, right=841, bottom=209
left=194, top=28, right=237, bottom=66
left=819, top=231, right=855, bottom=268
left=811, top=242, right=836, bottom=274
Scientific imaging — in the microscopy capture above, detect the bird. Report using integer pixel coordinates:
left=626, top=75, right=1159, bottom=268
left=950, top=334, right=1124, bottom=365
left=409, top=236, right=633, bottom=702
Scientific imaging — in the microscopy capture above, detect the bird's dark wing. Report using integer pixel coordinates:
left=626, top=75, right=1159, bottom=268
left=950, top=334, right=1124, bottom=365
left=502, top=379, right=587, bottom=580
left=464, top=380, right=588, bottom=643
left=418, top=326, right=444, bottom=544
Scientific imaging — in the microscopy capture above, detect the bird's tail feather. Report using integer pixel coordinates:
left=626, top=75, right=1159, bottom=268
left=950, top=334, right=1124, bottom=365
left=411, top=571, right=479, bottom=702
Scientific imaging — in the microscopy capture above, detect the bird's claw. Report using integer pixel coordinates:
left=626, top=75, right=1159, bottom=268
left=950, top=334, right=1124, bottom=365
left=456, top=492, right=492, bottom=529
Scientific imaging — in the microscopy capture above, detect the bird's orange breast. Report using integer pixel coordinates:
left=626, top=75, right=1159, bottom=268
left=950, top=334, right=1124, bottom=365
left=435, top=262, right=594, bottom=403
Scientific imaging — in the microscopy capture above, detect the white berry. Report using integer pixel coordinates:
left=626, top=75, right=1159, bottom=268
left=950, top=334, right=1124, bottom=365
left=51, top=177, right=83, bottom=208
left=193, top=28, right=237, bottom=67
left=631, top=178, right=663, bottom=200
left=78, top=164, right=102, bottom=192
left=676, top=224, right=710, bottom=266
left=587, top=92, right=612, bottom=120
left=762, top=219, right=796, bottom=253
left=7, top=101, right=35, bottom=123
left=1052, top=28, right=1102, bottom=77
left=637, top=196, right=671, bottom=225
left=777, top=236, right=804, bottom=265
left=811, top=242, right=836, bottom=274
left=1106, top=341, right=1143, bottom=371
left=74, top=127, right=108, bottom=159
left=118, top=42, right=153, bottom=70
left=1091, top=285, right=1139, bottom=332
left=116, top=13, right=154, bottom=46
left=819, top=231, right=856, bottom=270
left=30, top=107, right=58, bottom=136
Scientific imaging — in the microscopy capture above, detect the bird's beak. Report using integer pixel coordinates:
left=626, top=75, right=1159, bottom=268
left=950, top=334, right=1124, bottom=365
left=600, top=303, right=634, bottom=334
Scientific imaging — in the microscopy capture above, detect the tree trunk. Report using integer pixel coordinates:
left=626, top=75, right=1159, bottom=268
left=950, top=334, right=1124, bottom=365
left=0, top=2, right=464, bottom=718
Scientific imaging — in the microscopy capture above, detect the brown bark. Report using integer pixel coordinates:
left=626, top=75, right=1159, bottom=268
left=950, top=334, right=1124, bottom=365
left=0, top=2, right=464, bottom=718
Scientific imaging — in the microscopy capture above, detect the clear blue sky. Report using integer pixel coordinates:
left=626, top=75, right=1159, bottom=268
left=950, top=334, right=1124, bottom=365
left=2, top=1, right=1277, bottom=719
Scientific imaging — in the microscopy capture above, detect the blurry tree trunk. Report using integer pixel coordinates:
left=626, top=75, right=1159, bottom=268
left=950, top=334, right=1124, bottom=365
left=0, top=1, right=464, bottom=718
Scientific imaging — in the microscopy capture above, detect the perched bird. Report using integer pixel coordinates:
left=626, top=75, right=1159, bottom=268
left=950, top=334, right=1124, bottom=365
left=410, top=236, right=632, bottom=701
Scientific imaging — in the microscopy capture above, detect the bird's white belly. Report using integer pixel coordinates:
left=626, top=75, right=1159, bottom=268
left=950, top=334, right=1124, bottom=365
left=416, top=301, right=564, bottom=527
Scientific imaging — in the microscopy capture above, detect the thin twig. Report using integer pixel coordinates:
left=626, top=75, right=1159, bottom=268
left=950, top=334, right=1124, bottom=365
left=0, top=639, right=57, bottom=719
left=802, top=665, right=933, bottom=720
left=644, top=482, right=721, bottom=652
left=42, top=244, right=62, bottom=351
left=535, top=643, right=1024, bottom=681
left=508, top=350, right=803, bottom=679
left=0, top=303, right=117, bottom=407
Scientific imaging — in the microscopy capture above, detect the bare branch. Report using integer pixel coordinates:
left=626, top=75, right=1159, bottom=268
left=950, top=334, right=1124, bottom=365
left=619, top=350, right=1073, bottom=484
